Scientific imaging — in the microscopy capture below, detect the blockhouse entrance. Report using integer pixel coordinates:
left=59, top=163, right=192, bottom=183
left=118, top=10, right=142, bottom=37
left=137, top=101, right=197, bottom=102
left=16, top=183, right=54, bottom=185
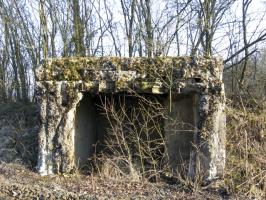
left=35, top=57, right=226, bottom=180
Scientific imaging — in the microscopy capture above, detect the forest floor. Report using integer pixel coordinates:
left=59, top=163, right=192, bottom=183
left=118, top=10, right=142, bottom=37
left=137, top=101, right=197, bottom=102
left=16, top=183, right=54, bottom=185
left=0, top=102, right=264, bottom=199
left=0, top=128, right=227, bottom=199
left=0, top=102, right=228, bottom=200
left=0, top=162, right=228, bottom=200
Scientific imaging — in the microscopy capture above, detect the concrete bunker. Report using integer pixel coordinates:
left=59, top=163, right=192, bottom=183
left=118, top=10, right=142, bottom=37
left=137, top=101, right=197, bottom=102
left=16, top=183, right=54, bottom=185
left=35, top=57, right=226, bottom=180
left=74, top=92, right=197, bottom=173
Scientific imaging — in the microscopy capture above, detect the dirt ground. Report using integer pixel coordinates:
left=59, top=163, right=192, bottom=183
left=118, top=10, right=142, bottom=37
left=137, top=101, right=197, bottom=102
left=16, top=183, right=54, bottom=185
left=0, top=102, right=256, bottom=200
left=0, top=162, right=232, bottom=200
left=0, top=115, right=227, bottom=199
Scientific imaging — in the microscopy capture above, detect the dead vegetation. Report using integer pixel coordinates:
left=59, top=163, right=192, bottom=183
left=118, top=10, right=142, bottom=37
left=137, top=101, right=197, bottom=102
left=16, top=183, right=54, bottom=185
left=82, top=89, right=266, bottom=199
left=92, top=92, right=169, bottom=183
left=222, top=57, right=266, bottom=199
left=0, top=162, right=228, bottom=200
left=0, top=102, right=38, bottom=167
left=225, top=100, right=266, bottom=199
left=0, top=89, right=265, bottom=199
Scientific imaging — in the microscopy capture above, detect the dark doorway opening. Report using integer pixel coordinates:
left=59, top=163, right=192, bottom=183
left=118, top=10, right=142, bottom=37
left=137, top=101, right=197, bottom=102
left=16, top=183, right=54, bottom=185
left=74, top=92, right=197, bottom=175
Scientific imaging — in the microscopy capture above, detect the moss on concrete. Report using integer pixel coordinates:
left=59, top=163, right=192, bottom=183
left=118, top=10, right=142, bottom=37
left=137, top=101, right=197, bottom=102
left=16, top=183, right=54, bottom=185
left=36, top=57, right=223, bottom=82
left=35, top=56, right=226, bottom=181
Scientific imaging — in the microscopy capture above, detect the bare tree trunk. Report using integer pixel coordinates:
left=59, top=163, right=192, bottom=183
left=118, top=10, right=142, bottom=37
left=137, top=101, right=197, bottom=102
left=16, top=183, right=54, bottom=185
left=121, top=0, right=136, bottom=57
left=240, top=0, right=252, bottom=84
left=9, top=36, right=21, bottom=101
left=73, top=0, right=85, bottom=56
left=102, top=0, right=121, bottom=56
left=191, top=0, right=235, bottom=57
left=13, top=0, right=40, bottom=71
left=135, top=4, right=143, bottom=57
left=0, top=16, right=9, bottom=102
left=12, top=29, right=28, bottom=102
left=40, top=0, right=49, bottom=58
left=82, top=0, right=94, bottom=56
left=139, top=0, right=153, bottom=57
left=144, top=0, right=153, bottom=57
left=0, top=52, right=7, bottom=102
left=47, top=1, right=57, bottom=57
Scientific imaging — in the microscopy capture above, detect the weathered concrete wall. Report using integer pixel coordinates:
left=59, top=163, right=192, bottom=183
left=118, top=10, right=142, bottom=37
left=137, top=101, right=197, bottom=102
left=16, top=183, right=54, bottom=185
left=35, top=56, right=226, bottom=180
left=164, top=94, right=196, bottom=171
left=36, top=81, right=83, bottom=175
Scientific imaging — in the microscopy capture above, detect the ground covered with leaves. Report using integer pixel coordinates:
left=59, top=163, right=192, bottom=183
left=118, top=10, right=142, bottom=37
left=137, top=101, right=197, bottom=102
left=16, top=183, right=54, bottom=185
left=0, top=102, right=223, bottom=199
left=0, top=162, right=230, bottom=200
left=0, top=101, right=265, bottom=199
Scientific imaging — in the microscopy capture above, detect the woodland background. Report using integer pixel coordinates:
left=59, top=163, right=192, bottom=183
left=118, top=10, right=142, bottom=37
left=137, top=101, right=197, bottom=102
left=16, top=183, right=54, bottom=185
left=0, top=0, right=265, bottom=199
left=0, top=0, right=266, bottom=102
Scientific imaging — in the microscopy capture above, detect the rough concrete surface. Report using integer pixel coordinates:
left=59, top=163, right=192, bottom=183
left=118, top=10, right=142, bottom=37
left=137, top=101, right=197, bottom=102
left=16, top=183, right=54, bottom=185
left=35, top=56, right=226, bottom=180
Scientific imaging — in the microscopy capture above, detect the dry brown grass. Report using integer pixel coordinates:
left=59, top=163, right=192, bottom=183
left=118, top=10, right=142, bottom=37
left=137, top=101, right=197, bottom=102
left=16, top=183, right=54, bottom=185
left=91, top=93, right=266, bottom=199
left=225, top=99, right=266, bottom=199
left=91, top=93, right=170, bottom=183
left=1, top=96, right=266, bottom=199
left=89, top=92, right=225, bottom=196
